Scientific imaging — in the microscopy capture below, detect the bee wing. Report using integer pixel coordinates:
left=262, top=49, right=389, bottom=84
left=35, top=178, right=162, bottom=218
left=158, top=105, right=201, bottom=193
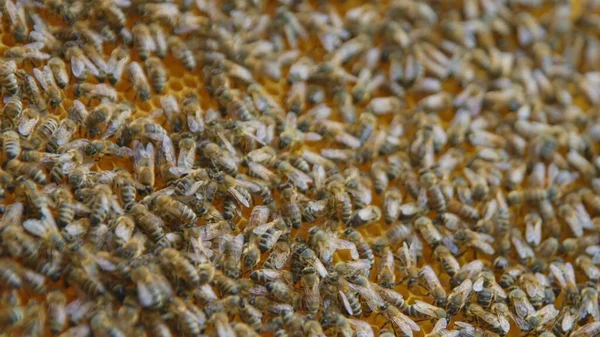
left=509, top=310, right=532, bottom=331
left=453, top=279, right=473, bottom=297
left=431, top=318, right=447, bottom=333
left=549, top=263, right=567, bottom=288
left=514, top=297, right=535, bottom=319
left=253, top=221, right=276, bottom=235
left=472, top=278, right=484, bottom=292
left=562, top=310, right=577, bottom=331
left=580, top=295, right=598, bottom=321
left=310, top=257, right=328, bottom=278
left=347, top=283, right=384, bottom=312
left=230, top=234, right=244, bottom=261
left=71, top=57, right=86, bottom=78
left=228, top=186, right=250, bottom=208
left=538, top=304, right=559, bottom=325
left=19, top=114, right=39, bottom=136
left=136, top=282, right=154, bottom=308
left=348, top=319, right=374, bottom=337
left=82, top=56, right=99, bottom=77
left=177, top=146, right=196, bottom=170
left=248, top=161, right=278, bottom=182
left=160, top=136, right=176, bottom=163
left=491, top=283, right=507, bottom=299
left=413, top=300, right=440, bottom=318
left=187, top=113, right=205, bottom=133
left=302, top=131, right=324, bottom=142
left=5, top=0, right=18, bottom=23
left=334, top=239, right=359, bottom=259
left=563, top=262, right=576, bottom=284
left=391, top=311, right=420, bottom=337
left=498, top=314, right=511, bottom=333
left=33, top=67, right=49, bottom=91
left=159, top=95, right=180, bottom=116
left=22, top=218, right=48, bottom=237
left=338, top=290, right=353, bottom=316
left=216, top=131, right=236, bottom=155
left=270, top=250, right=291, bottom=270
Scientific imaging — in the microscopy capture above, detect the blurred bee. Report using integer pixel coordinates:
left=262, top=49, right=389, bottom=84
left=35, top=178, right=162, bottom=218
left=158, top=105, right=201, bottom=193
left=578, top=287, right=600, bottom=321
left=370, top=160, right=389, bottom=194
left=499, top=264, right=526, bottom=289
left=22, top=218, right=65, bottom=251
left=381, top=304, right=421, bottom=337
left=397, top=242, right=419, bottom=288
left=74, top=83, right=118, bottom=103
left=414, top=216, right=442, bottom=247
left=301, top=267, right=320, bottom=316
left=4, top=159, right=47, bottom=185
left=507, top=186, right=561, bottom=205
left=419, top=265, right=447, bottom=307
left=280, top=184, right=301, bottom=229
left=453, top=228, right=495, bottom=255
left=2, top=130, right=21, bottom=160
left=463, top=302, right=506, bottom=334
left=473, top=271, right=507, bottom=308
left=18, top=70, right=48, bottom=114
left=549, top=262, right=580, bottom=304
left=447, top=278, right=473, bottom=316
left=133, top=141, right=155, bottom=193
left=199, top=141, right=238, bottom=176
left=383, top=187, right=402, bottom=224
left=144, top=57, right=167, bottom=94
left=513, top=304, right=560, bottom=333
left=127, top=62, right=152, bottom=102
left=575, top=255, right=600, bottom=282
left=376, top=248, right=396, bottom=289
left=5, top=0, right=28, bottom=42
left=0, top=59, right=18, bottom=95
left=46, top=290, right=67, bottom=334
left=142, top=311, right=172, bottom=337
left=22, top=300, right=45, bottom=337
left=263, top=241, right=291, bottom=271
left=168, top=36, right=196, bottom=71
left=90, top=310, right=126, bottom=337
left=131, top=23, right=155, bottom=61
left=107, top=46, right=130, bottom=85
left=46, top=57, right=69, bottom=89
left=327, top=181, right=352, bottom=223
left=66, top=266, right=106, bottom=297
left=148, top=195, right=197, bottom=228
left=132, top=264, right=172, bottom=309
left=159, top=248, right=200, bottom=289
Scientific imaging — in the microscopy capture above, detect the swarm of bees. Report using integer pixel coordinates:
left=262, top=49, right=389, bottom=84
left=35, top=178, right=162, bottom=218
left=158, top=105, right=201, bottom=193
left=1, top=0, right=600, bottom=337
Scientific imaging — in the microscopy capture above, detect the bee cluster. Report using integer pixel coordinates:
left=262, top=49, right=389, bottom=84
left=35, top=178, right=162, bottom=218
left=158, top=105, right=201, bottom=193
left=0, top=0, right=600, bottom=336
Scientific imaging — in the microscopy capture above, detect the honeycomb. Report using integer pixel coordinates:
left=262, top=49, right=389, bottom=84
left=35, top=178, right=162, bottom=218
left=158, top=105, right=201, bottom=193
left=0, top=0, right=599, bottom=337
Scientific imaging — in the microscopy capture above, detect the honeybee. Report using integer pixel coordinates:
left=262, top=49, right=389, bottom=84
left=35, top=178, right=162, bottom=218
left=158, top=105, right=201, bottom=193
left=447, top=278, right=473, bottom=316
left=126, top=62, right=151, bottom=102
left=142, top=57, right=168, bottom=94
left=575, top=255, right=600, bottom=282
left=4, top=159, right=48, bottom=185
left=381, top=304, right=421, bottom=337
left=22, top=218, right=65, bottom=251
left=133, top=141, right=155, bottom=193
left=90, top=310, right=126, bottom=337
left=308, top=226, right=358, bottom=266
left=46, top=290, right=67, bottom=334
left=199, top=141, right=238, bottom=176
left=0, top=59, right=18, bottom=95
left=74, top=83, right=118, bottom=103
left=82, top=44, right=108, bottom=82
left=148, top=195, right=197, bottom=228
left=168, top=36, right=196, bottom=71
left=132, top=264, right=172, bottom=309
left=572, top=322, right=600, bottom=337
left=2, top=130, right=21, bottom=160
left=396, top=241, right=419, bottom=288
left=159, top=248, right=200, bottom=289
left=452, top=260, right=484, bottom=288
left=419, top=265, right=447, bottom=307
left=549, top=262, right=579, bottom=303
left=464, top=302, right=506, bottom=334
